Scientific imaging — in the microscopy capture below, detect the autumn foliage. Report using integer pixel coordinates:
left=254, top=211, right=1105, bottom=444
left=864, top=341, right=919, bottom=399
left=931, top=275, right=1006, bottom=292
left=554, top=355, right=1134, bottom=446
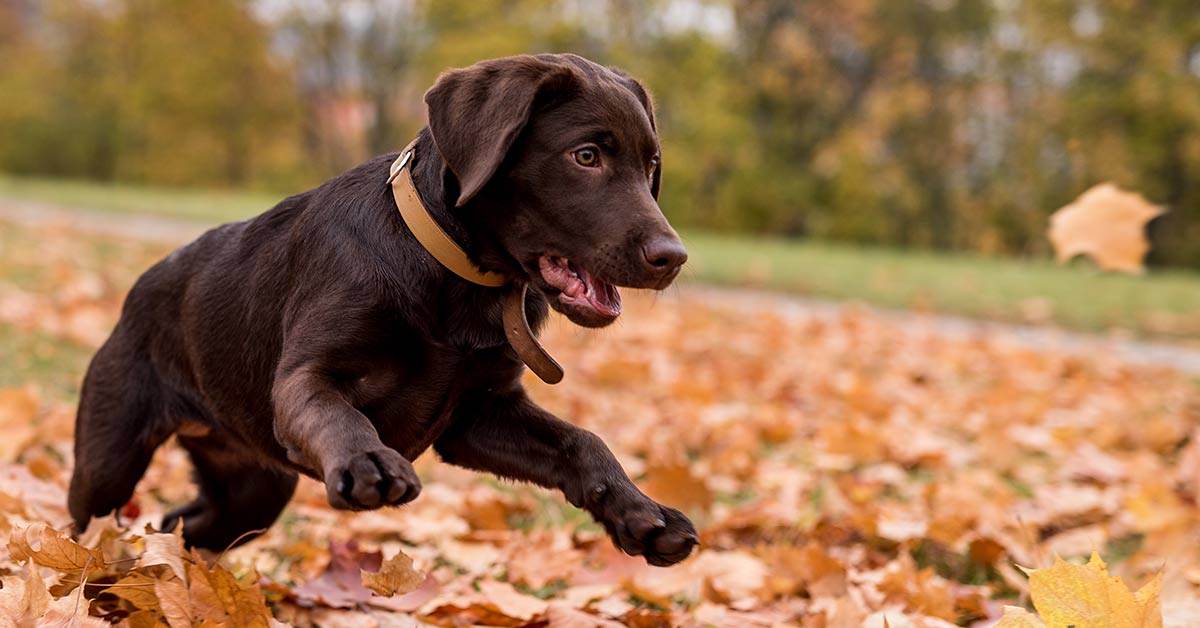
left=2, top=219, right=1200, bottom=625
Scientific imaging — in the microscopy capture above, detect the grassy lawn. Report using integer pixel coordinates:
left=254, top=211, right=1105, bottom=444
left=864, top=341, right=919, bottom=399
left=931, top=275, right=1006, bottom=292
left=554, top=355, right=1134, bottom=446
left=2, top=174, right=1199, bottom=338
left=0, top=324, right=94, bottom=398
left=0, top=174, right=276, bottom=224
left=682, top=233, right=1200, bottom=337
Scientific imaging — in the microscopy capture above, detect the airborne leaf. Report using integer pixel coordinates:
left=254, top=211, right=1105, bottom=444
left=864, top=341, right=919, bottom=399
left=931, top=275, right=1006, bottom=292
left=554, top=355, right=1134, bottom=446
left=360, top=549, right=424, bottom=597
left=1048, top=183, right=1166, bottom=274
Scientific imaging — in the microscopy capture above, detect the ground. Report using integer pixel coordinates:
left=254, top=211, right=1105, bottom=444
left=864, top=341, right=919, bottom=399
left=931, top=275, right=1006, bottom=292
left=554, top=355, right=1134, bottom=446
left=1, top=204, right=1199, bottom=626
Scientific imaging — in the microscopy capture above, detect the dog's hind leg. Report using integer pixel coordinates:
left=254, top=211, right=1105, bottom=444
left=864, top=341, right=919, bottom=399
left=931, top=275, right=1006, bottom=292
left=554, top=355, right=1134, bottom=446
left=163, top=430, right=298, bottom=550
left=68, top=349, right=176, bottom=535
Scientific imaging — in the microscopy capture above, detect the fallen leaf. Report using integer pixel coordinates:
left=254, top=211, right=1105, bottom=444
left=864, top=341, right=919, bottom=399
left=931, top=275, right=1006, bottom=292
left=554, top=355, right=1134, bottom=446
left=1015, top=551, right=1162, bottom=628
left=546, top=601, right=625, bottom=627
left=641, top=462, right=712, bottom=514
left=293, top=540, right=382, bottom=609
left=40, top=584, right=110, bottom=627
left=155, top=578, right=193, bottom=628
left=0, top=566, right=51, bottom=621
left=137, top=527, right=187, bottom=581
left=102, top=571, right=161, bottom=613
left=8, top=522, right=106, bottom=574
left=187, top=552, right=273, bottom=627
left=994, top=605, right=1047, bottom=628
left=477, top=579, right=548, bottom=621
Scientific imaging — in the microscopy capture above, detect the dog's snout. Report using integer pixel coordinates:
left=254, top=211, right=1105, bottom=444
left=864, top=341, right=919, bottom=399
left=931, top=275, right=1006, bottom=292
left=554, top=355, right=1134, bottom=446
left=642, top=237, right=688, bottom=275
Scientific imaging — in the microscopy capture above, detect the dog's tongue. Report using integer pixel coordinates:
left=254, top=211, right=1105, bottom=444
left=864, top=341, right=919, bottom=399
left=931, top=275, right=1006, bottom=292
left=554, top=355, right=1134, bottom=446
left=578, top=266, right=621, bottom=316
left=538, top=256, right=621, bottom=317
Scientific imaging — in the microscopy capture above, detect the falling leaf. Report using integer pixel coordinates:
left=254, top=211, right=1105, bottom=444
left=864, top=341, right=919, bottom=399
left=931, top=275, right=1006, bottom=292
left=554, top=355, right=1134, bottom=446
left=361, top=549, right=424, bottom=597
left=1048, top=182, right=1166, bottom=273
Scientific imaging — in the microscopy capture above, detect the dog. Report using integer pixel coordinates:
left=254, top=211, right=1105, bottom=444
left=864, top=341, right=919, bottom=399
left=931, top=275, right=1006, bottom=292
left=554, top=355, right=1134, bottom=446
left=67, top=54, right=697, bottom=566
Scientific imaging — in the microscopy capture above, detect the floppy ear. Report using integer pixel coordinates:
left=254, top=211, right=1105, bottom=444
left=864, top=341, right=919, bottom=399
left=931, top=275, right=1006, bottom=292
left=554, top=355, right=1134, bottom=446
left=611, top=69, right=661, bottom=200
left=425, top=56, right=577, bottom=207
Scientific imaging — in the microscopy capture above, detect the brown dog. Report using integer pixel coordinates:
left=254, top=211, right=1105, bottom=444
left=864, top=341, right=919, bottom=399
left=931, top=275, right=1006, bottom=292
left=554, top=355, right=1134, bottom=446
left=67, top=54, right=697, bottom=566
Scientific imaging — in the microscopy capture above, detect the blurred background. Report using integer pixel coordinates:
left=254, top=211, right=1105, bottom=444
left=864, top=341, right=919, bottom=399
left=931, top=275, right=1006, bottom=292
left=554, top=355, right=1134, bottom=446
left=1, top=0, right=1199, bottom=338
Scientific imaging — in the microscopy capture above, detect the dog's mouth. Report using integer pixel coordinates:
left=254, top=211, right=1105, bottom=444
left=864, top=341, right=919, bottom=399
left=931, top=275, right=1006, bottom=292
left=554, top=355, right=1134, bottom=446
left=537, top=255, right=621, bottom=325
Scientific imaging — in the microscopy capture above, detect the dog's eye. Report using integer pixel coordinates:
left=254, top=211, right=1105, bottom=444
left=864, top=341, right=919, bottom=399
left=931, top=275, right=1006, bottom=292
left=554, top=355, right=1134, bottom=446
left=649, top=157, right=659, bottom=176
left=573, top=148, right=599, bottom=168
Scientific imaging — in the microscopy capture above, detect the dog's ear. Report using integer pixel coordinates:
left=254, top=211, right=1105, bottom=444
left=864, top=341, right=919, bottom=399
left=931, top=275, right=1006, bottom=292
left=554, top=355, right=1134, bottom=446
left=611, top=69, right=661, bottom=200
left=425, top=56, right=577, bottom=208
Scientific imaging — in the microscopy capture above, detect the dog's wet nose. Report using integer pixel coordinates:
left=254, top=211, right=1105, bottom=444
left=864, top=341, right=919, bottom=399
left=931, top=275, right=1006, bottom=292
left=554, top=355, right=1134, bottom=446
left=642, top=237, right=688, bottom=276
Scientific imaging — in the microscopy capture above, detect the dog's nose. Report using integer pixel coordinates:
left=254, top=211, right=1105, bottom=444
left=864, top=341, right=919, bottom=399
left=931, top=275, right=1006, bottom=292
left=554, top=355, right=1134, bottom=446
left=641, top=237, right=688, bottom=275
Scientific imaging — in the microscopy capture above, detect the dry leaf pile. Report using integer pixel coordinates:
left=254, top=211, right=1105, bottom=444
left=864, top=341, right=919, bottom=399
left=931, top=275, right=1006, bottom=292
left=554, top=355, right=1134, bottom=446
left=1, top=219, right=1199, bottom=626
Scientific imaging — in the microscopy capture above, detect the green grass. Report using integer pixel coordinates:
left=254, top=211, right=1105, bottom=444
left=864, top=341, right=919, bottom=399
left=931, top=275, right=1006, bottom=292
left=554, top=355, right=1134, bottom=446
left=0, top=323, right=94, bottom=399
left=681, top=232, right=1200, bottom=337
left=1, top=174, right=1198, bottom=338
left=0, top=174, right=274, bottom=224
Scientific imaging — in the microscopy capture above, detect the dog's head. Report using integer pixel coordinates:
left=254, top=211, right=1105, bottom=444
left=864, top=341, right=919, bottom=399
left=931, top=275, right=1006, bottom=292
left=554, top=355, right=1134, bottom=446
left=425, top=54, right=686, bottom=328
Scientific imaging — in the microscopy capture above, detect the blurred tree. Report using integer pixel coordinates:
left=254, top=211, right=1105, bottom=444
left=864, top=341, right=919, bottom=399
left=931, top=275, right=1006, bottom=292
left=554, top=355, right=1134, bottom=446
left=2, top=0, right=1199, bottom=268
left=0, top=0, right=305, bottom=187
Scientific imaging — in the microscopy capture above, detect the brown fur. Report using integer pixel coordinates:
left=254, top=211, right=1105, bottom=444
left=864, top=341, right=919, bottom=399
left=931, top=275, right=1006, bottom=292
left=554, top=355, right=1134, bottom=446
left=67, top=54, right=695, bottom=566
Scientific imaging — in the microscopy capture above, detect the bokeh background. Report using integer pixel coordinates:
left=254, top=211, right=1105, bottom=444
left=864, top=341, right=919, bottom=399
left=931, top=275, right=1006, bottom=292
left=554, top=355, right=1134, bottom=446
left=3, top=0, right=1200, bottom=265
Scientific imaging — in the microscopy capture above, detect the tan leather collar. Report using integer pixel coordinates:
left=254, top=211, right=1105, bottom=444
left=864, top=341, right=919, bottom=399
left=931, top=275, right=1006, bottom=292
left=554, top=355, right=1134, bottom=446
left=388, top=141, right=507, bottom=287
left=388, top=140, right=564, bottom=384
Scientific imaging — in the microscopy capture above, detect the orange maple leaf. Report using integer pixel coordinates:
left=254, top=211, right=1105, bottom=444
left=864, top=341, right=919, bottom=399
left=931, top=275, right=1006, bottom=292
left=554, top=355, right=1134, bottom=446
left=1048, top=183, right=1166, bottom=274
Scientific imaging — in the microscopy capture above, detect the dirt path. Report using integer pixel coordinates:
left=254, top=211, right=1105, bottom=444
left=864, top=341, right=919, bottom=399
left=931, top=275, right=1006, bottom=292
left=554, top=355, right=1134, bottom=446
left=5, top=199, right=1199, bottom=374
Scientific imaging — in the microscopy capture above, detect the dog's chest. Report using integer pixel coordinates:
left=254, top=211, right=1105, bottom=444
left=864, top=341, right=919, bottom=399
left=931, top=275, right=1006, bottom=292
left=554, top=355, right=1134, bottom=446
left=345, top=341, right=523, bottom=459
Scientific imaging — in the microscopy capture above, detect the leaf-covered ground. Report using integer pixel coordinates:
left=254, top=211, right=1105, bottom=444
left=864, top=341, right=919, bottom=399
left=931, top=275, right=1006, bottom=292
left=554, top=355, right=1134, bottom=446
left=1, top=218, right=1199, bottom=626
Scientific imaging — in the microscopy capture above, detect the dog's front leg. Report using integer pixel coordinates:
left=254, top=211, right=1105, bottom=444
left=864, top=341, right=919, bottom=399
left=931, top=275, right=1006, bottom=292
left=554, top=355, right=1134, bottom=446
left=272, top=365, right=421, bottom=510
left=435, top=389, right=697, bottom=566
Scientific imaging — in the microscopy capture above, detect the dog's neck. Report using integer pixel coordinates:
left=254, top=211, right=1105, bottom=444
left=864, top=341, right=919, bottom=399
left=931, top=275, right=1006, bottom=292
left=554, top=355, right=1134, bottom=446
left=397, top=131, right=563, bottom=385
left=406, top=129, right=522, bottom=281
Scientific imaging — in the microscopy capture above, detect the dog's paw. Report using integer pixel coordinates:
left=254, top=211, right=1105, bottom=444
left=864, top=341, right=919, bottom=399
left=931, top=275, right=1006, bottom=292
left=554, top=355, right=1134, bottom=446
left=598, top=493, right=698, bottom=567
left=324, top=448, right=421, bottom=510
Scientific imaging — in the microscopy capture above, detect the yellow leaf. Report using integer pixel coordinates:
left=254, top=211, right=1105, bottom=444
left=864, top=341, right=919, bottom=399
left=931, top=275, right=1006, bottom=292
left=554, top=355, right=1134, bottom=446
left=1048, top=182, right=1166, bottom=274
left=361, top=550, right=424, bottom=597
left=7, top=522, right=106, bottom=574
left=994, top=605, right=1047, bottom=628
left=1022, top=551, right=1162, bottom=628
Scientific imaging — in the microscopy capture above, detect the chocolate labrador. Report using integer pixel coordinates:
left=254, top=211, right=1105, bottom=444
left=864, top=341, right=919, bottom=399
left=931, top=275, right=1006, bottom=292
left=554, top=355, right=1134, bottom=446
left=67, top=54, right=697, bottom=566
